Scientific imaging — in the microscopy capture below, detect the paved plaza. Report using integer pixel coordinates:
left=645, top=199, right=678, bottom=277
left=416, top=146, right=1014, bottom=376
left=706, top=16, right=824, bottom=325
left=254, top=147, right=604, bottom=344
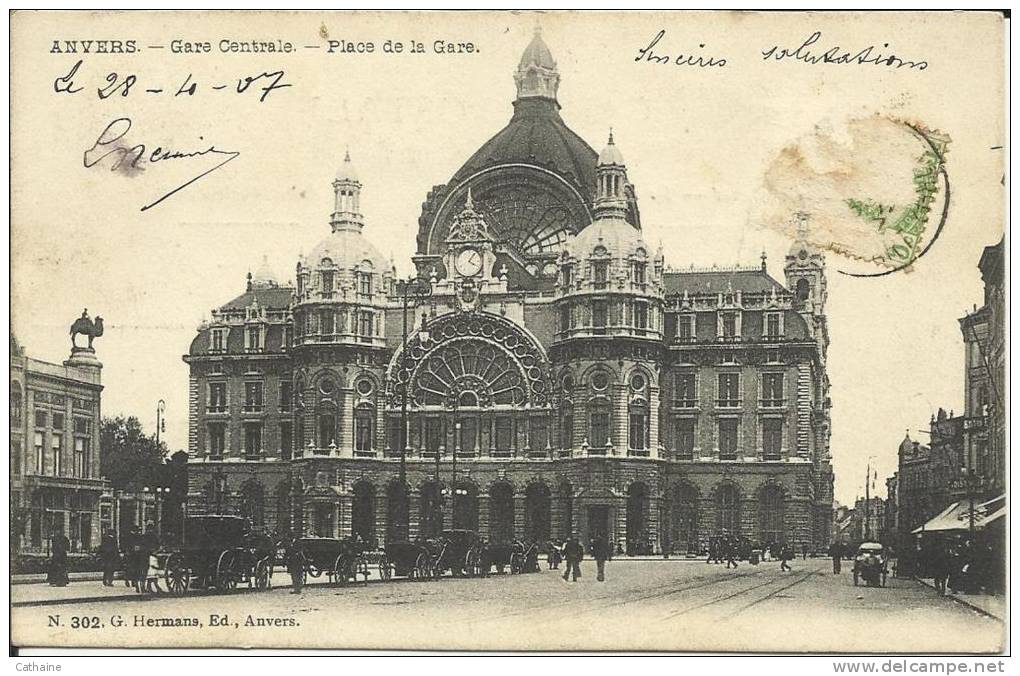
left=12, top=559, right=1003, bottom=652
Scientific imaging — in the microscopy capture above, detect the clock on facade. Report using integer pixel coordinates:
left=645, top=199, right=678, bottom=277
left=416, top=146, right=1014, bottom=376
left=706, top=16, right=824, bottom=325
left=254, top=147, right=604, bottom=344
left=455, top=248, right=483, bottom=276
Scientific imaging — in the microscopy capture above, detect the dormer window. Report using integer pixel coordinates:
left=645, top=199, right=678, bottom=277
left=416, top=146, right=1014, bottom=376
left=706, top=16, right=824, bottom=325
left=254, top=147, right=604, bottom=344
left=720, top=311, right=739, bottom=339
left=358, top=272, right=372, bottom=297
left=677, top=314, right=694, bottom=341
left=209, top=328, right=227, bottom=353
left=245, top=325, right=263, bottom=352
left=764, top=312, right=784, bottom=339
left=593, top=261, right=609, bottom=290
left=321, top=270, right=334, bottom=298
left=632, top=262, right=646, bottom=286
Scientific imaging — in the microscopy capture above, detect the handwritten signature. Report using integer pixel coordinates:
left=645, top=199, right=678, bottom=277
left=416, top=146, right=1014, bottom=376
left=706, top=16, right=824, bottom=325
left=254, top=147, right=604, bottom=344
left=83, top=117, right=240, bottom=212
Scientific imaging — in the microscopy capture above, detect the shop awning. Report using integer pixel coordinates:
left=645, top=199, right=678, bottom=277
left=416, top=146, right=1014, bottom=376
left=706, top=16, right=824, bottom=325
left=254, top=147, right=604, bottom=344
left=912, top=495, right=1006, bottom=533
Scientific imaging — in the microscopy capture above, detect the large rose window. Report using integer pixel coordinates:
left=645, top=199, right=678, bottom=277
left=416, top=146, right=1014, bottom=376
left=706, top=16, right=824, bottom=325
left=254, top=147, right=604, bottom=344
left=390, top=312, right=551, bottom=409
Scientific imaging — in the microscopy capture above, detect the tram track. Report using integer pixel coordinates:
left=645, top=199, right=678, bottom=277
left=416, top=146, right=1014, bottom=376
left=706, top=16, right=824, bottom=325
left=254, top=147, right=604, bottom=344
left=720, top=569, right=816, bottom=620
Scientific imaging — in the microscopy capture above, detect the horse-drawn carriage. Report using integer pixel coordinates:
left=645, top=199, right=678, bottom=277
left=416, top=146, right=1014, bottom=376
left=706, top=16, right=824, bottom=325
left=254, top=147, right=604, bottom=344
left=294, top=536, right=370, bottom=587
left=156, top=515, right=275, bottom=596
left=379, top=540, right=443, bottom=580
left=485, top=539, right=540, bottom=575
left=434, top=530, right=487, bottom=578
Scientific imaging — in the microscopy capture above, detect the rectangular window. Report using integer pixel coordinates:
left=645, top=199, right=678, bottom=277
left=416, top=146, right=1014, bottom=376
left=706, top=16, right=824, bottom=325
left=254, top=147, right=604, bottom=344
left=629, top=412, right=647, bottom=450
left=765, top=312, right=782, bottom=338
left=675, top=373, right=697, bottom=407
left=34, top=409, right=47, bottom=428
left=208, top=382, right=227, bottom=412
left=593, top=262, right=609, bottom=290
left=528, top=417, right=548, bottom=452
left=359, top=311, right=373, bottom=338
left=244, top=423, right=262, bottom=457
left=425, top=418, right=444, bottom=453
left=244, top=381, right=264, bottom=412
left=358, top=272, right=372, bottom=297
left=632, top=262, right=646, bottom=286
left=592, top=300, right=608, bottom=334
left=678, top=315, right=694, bottom=341
left=280, top=381, right=293, bottom=412
left=208, top=423, right=226, bottom=457
left=560, top=304, right=572, bottom=332
left=562, top=264, right=572, bottom=289
left=52, top=412, right=65, bottom=430
left=51, top=434, right=62, bottom=476
left=721, top=312, right=738, bottom=338
left=74, top=437, right=88, bottom=477
left=762, top=373, right=785, bottom=407
left=73, top=417, right=90, bottom=435
left=763, top=419, right=783, bottom=460
left=33, top=432, right=43, bottom=474
left=321, top=271, right=334, bottom=297
left=675, top=418, right=695, bottom=460
left=321, top=309, right=335, bottom=335
left=494, top=417, right=512, bottom=454
left=717, top=373, right=741, bottom=407
left=280, top=422, right=293, bottom=460
left=590, top=407, right=610, bottom=447
left=210, top=328, right=226, bottom=352
left=561, top=410, right=573, bottom=450
left=634, top=302, right=649, bottom=330
left=718, top=419, right=738, bottom=460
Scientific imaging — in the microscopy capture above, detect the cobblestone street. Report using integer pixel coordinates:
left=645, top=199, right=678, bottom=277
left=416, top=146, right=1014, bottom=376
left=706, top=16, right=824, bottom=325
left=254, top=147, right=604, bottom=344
left=12, top=559, right=1003, bottom=652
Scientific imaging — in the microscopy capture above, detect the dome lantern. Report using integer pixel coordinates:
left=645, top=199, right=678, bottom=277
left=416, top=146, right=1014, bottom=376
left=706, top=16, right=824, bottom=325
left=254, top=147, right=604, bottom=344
left=331, top=149, right=364, bottom=233
left=514, top=25, right=560, bottom=104
left=593, top=130, right=630, bottom=222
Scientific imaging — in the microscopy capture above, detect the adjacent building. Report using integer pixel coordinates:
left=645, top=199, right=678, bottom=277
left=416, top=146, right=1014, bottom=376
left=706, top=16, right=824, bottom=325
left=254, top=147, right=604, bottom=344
left=10, top=333, right=106, bottom=559
left=183, top=30, right=835, bottom=554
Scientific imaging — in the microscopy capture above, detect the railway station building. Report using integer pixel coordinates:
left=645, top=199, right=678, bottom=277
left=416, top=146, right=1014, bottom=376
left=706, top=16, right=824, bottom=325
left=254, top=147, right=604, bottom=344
left=183, top=30, right=834, bottom=554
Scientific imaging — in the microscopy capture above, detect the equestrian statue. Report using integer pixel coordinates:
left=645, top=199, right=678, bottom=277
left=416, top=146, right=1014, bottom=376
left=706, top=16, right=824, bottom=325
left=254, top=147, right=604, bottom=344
left=70, top=309, right=104, bottom=350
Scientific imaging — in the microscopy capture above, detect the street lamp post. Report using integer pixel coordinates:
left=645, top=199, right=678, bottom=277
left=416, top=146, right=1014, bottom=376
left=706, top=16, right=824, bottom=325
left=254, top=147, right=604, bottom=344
left=397, top=276, right=433, bottom=540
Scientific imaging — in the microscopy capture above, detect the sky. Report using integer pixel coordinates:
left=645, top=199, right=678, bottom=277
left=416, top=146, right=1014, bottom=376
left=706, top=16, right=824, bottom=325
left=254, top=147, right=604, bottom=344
left=10, top=11, right=1005, bottom=505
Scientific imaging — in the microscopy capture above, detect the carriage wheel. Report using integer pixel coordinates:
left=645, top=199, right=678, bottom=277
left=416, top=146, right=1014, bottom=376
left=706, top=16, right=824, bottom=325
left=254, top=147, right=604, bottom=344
left=164, top=555, right=190, bottom=596
left=334, top=555, right=350, bottom=587
left=379, top=556, right=392, bottom=581
left=356, top=555, right=369, bottom=584
left=215, top=551, right=238, bottom=592
left=254, top=559, right=271, bottom=591
left=510, top=553, right=524, bottom=575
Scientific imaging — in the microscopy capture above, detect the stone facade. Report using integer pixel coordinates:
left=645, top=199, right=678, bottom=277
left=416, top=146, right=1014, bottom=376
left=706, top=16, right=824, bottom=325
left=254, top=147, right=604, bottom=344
left=183, top=30, right=834, bottom=554
left=10, top=335, right=106, bottom=557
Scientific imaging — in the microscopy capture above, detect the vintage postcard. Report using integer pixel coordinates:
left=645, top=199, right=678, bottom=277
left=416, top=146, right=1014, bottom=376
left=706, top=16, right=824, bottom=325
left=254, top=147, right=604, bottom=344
left=9, top=10, right=1007, bottom=653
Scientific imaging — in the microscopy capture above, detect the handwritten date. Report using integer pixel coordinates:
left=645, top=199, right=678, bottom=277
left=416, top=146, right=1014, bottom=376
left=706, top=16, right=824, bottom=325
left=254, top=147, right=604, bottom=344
left=54, top=59, right=292, bottom=102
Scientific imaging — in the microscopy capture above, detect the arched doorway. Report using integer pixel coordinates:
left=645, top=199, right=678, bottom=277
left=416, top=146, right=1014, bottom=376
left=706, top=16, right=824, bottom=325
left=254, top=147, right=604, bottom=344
left=716, top=484, right=741, bottom=536
left=420, top=481, right=443, bottom=538
left=759, top=484, right=785, bottom=546
left=385, top=481, right=408, bottom=544
left=626, top=482, right=649, bottom=554
left=672, top=483, right=699, bottom=555
left=352, top=482, right=376, bottom=544
left=452, top=481, right=478, bottom=531
left=489, top=482, right=514, bottom=544
left=524, top=483, right=551, bottom=543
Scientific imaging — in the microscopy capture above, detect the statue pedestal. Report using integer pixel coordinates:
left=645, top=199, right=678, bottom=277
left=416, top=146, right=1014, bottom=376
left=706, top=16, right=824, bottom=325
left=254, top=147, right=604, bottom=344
left=64, top=347, right=102, bottom=370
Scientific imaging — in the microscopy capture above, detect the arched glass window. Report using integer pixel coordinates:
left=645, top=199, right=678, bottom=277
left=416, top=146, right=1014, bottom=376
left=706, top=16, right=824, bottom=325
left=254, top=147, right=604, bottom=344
left=673, top=484, right=699, bottom=554
left=629, top=402, right=648, bottom=453
left=560, top=404, right=573, bottom=451
left=10, top=381, right=22, bottom=425
left=795, top=278, right=810, bottom=301
left=716, top=484, right=740, bottom=535
left=318, top=412, right=337, bottom=450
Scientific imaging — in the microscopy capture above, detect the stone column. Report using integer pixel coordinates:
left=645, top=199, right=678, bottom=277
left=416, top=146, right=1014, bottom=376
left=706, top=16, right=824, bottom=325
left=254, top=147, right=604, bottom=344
left=478, top=493, right=490, bottom=540
left=513, top=494, right=526, bottom=539
left=407, top=488, right=421, bottom=541
left=647, top=492, right=660, bottom=554
left=338, top=495, right=352, bottom=538
left=614, top=500, right=627, bottom=554
left=648, top=383, right=660, bottom=458
left=338, top=391, right=353, bottom=458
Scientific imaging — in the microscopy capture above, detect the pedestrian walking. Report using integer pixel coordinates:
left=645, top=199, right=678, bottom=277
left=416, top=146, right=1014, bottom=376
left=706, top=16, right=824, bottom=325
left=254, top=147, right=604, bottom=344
left=932, top=542, right=952, bottom=596
left=780, top=543, right=793, bottom=572
left=801, top=544, right=808, bottom=560
left=286, top=538, right=306, bottom=594
left=725, top=537, right=739, bottom=569
left=592, top=534, right=611, bottom=582
left=547, top=540, right=562, bottom=570
left=829, top=541, right=842, bottom=574
left=99, top=528, right=119, bottom=586
left=562, top=536, right=583, bottom=582
left=47, top=530, right=70, bottom=587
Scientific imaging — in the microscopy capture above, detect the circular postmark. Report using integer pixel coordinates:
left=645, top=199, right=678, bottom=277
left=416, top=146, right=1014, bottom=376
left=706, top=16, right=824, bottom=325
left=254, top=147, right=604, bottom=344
left=757, top=116, right=951, bottom=276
